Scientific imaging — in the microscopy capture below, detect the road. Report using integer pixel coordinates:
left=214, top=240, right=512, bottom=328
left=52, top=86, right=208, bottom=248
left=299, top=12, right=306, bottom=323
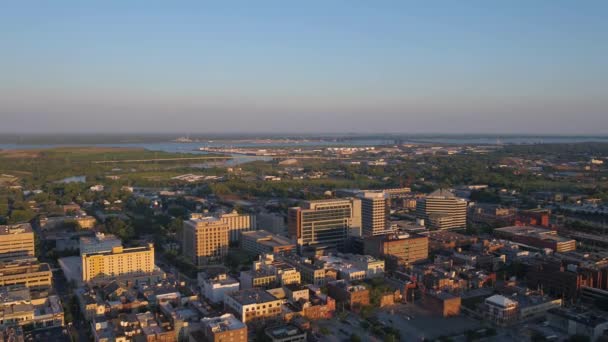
left=53, top=270, right=90, bottom=342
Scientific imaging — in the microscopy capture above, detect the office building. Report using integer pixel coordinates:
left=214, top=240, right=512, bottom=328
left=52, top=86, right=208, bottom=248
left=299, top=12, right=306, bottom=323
left=224, top=289, right=283, bottom=323
left=218, top=210, right=256, bottom=243
left=79, top=232, right=122, bottom=255
left=182, top=217, right=229, bottom=266
left=359, top=192, right=390, bottom=237
left=199, top=313, right=247, bottom=342
left=494, top=226, right=576, bottom=252
left=288, top=198, right=360, bottom=252
left=241, top=230, right=295, bottom=255
left=256, top=212, right=287, bottom=236
left=199, top=272, right=240, bottom=304
left=0, top=224, right=35, bottom=262
left=416, top=189, right=467, bottom=230
left=81, top=243, right=156, bottom=283
left=363, top=232, right=429, bottom=265
left=484, top=295, right=518, bottom=326
left=0, top=261, right=52, bottom=288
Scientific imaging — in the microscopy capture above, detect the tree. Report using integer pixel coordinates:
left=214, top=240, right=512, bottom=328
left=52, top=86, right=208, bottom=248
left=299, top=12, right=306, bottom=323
left=105, top=217, right=135, bottom=241
left=350, top=334, right=362, bottom=342
left=8, top=209, right=36, bottom=224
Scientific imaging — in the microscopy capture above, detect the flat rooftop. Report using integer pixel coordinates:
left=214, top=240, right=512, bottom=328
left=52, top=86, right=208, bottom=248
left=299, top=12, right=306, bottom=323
left=242, top=230, right=293, bottom=247
left=80, top=232, right=121, bottom=245
left=228, top=288, right=278, bottom=305
left=203, top=314, right=245, bottom=332
left=265, top=325, right=305, bottom=339
left=495, top=226, right=574, bottom=243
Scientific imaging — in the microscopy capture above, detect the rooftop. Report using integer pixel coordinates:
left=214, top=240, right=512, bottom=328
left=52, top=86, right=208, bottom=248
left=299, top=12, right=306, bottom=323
left=265, top=324, right=305, bottom=339
left=486, top=294, right=517, bottom=308
left=202, top=313, right=246, bottom=333
left=227, top=288, right=279, bottom=305
left=495, top=226, right=574, bottom=243
left=428, top=189, right=456, bottom=198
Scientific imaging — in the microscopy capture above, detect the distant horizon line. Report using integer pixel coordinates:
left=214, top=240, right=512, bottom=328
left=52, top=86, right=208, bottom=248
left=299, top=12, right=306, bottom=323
left=2, top=132, right=608, bottom=137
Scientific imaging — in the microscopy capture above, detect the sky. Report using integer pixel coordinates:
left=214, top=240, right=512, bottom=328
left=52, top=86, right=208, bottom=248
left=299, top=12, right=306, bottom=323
left=1, top=1, right=607, bottom=135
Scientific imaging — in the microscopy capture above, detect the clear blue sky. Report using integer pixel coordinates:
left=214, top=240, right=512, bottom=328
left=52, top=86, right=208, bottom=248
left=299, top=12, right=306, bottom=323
left=1, top=1, right=606, bottom=134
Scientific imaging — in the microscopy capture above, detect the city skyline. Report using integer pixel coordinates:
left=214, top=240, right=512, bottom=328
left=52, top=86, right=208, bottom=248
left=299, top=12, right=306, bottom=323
left=1, top=1, right=607, bottom=134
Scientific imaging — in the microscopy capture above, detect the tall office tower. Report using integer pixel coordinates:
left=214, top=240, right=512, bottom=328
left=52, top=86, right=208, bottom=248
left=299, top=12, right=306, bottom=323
left=0, top=224, right=35, bottom=262
left=218, top=210, right=257, bottom=243
left=360, top=192, right=390, bottom=237
left=288, top=198, right=360, bottom=252
left=416, top=189, right=467, bottom=230
left=183, top=217, right=229, bottom=266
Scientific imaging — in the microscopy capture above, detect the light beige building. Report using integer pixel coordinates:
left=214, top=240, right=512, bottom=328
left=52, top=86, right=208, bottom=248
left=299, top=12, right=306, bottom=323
left=183, top=217, right=229, bottom=266
left=360, top=192, right=391, bottom=237
left=416, top=189, right=467, bottom=230
left=219, top=210, right=256, bottom=243
left=0, top=224, right=35, bottom=262
left=81, top=243, right=155, bottom=283
left=224, top=289, right=283, bottom=323
left=0, top=261, right=52, bottom=288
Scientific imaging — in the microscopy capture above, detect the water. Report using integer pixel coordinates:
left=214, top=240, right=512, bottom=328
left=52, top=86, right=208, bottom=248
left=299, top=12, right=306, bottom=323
left=56, top=176, right=86, bottom=183
left=1, top=135, right=608, bottom=163
left=0, top=140, right=389, bottom=167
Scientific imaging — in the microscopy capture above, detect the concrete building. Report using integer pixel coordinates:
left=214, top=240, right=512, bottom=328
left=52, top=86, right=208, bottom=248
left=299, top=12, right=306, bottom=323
left=548, top=308, right=608, bottom=341
left=182, top=217, right=229, bottom=266
left=241, top=230, right=295, bottom=255
left=494, top=226, right=576, bottom=252
left=416, top=189, right=467, bottom=230
left=81, top=243, right=156, bottom=284
left=288, top=198, right=360, bottom=252
left=265, top=324, right=306, bottom=342
left=218, top=210, right=256, bottom=243
left=256, top=212, right=287, bottom=236
left=360, top=192, right=390, bottom=237
left=318, top=253, right=385, bottom=280
left=79, top=232, right=122, bottom=255
left=327, top=280, right=369, bottom=311
left=241, top=254, right=301, bottom=288
left=484, top=294, right=518, bottom=326
left=224, top=289, right=283, bottom=323
left=0, top=261, right=52, bottom=288
left=363, top=232, right=429, bottom=266
left=199, top=272, right=240, bottom=304
left=424, top=292, right=461, bottom=317
left=278, top=255, right=337, bottom=287
left=199, top=313, right=247, bottom=342
left=0, top=286, right=64, bottom=329
left=0, top=224, right=35, bottom=262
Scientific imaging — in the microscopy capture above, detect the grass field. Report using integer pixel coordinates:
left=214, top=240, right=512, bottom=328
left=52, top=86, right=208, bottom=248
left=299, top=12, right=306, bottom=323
left=0, top=146, right=228, bottom=162
left=0, top=147, right=230, bottom=187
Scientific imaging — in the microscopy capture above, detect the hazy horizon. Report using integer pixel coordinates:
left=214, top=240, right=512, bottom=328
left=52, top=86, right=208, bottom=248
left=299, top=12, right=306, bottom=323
left=1, top=1, right=607, bottom=134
